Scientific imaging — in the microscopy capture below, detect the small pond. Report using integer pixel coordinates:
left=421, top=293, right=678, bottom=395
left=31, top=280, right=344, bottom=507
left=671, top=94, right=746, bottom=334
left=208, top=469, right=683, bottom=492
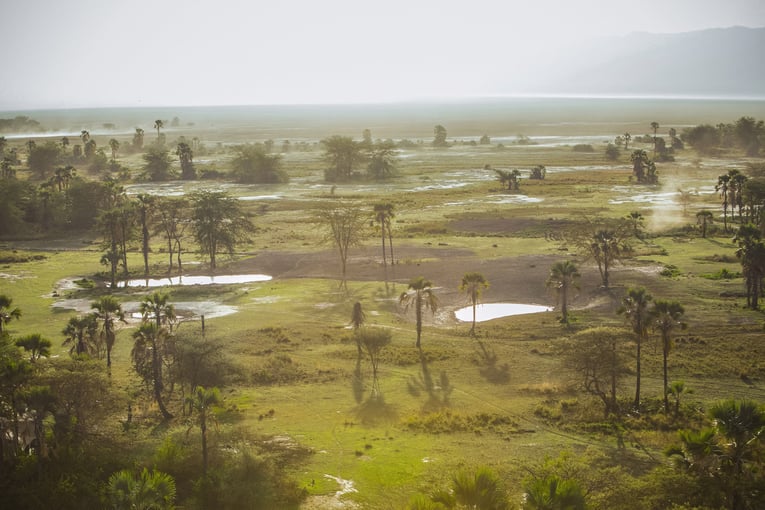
left=454, top=302, right=552, bottom=323
left=121, top=274, right=272, bottom=288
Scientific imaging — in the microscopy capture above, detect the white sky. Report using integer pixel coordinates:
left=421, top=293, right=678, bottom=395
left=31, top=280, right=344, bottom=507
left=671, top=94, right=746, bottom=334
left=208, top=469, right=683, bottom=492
left=1, top=0, right=764, bottom=109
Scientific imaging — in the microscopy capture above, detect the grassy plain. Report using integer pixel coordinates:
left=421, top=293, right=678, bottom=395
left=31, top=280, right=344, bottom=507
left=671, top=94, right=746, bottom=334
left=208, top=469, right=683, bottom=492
left=2, top=98, right=765, bottom=508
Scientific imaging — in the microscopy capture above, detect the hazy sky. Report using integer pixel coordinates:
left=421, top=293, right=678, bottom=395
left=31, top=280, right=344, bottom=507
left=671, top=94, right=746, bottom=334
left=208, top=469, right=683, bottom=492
left=1, top=0, right=764, bottom=110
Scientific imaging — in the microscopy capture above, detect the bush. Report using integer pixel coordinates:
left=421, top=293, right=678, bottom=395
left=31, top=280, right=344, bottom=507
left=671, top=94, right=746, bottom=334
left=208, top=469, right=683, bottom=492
left=572, top=144, right=595, bottom=152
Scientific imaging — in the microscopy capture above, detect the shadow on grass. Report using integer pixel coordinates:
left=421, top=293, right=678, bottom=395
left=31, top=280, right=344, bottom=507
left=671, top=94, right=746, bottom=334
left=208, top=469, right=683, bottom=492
left=475, top=340, right=510, bottom=384
left=407, top=348, right=453, bottom=411
left=355, top=395, right=398, bottom=426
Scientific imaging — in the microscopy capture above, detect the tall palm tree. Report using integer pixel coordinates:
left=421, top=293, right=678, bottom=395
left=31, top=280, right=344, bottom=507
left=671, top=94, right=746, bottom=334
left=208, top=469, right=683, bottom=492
left=14, top=334, right=52, bottom=362
left=546, top=261, right=579, bottom=325
left=399, top=276, right=439, bottom=349
left=460, top=272, right=489, bottom=335
left=109, top=138, right=120, bottom=163
left=651, top=121, right=660, bottom=157
left=652, top=300, right=686, bottom=412
left=734, top=224, right=765, bottom=309
left=154, top=119, right=164, bottom=141
left=187, top=386, right=221, bottom=474
left=62, top=314, right=99, bottom=357
left=132, top=323, right=173, bottom=420
left=91, top=295, right=126, bottom=369
left=696, top=210, right=714, bottom=238
left=350, top=301, right=366, bottom=356
left=135, top=194, right=155, bottom=277
left=716, top=173, right=731, bottom=231
left=0, top=294, right=22, bottom=334
left=373, top=203, right=394, bottom=273
left=618, top=287, right=653, bottom=408
left=623, top=132, right=631, bottom=150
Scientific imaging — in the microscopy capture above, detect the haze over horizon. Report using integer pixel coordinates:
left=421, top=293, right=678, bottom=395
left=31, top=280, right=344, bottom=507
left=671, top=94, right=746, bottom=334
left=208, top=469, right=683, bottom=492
left=2, top=0, right=764, bottom=111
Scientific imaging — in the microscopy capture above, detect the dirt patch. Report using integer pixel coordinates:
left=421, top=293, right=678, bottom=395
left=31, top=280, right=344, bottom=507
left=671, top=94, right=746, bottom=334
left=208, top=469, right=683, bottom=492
left=450, top=217, right=577, bottom=237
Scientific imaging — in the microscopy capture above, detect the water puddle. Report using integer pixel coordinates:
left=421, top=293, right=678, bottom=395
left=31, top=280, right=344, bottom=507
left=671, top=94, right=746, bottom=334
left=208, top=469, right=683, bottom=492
left=121, top=274, right=272, bottom=287
left=454, top=302, right=552, bottom=322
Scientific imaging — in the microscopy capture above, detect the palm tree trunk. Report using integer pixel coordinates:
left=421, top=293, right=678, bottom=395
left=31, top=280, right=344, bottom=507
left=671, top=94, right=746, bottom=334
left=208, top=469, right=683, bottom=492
left=201, top=418, right=208, bottom=474
left=561, top=284, right=568, bottom=323
left=471, top=297, right=477, bottom=335
left=634, top=335, right=642, bottom=408
left=662, top=335, right=670, bottom=413
left=415, top=293, right=422, bottom=349
left=151, top=336, right=173, bottom=420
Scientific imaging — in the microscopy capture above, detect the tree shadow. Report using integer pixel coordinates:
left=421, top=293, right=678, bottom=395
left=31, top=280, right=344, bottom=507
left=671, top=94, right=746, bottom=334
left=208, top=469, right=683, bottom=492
left=355, top=395, right=398, bottom=426
left=475, top=340, right=510, bottom=384
left=352, top=352, right=364, bottom=404
left=407, top=348, right=453, bottom=411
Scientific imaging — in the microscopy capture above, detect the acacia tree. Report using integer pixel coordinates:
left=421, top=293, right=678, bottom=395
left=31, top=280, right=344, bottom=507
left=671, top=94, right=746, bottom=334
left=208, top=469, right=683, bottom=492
left=322, top=135, right=366, bottom=182
left=191, top=190, right=254, bottom=271
left=617, top=287, right=653, bottom=408
left=356, top=327, right=392, bottom=398
left=460, top=272, right=489, bottom=335
left=546, top=261, right=579, bottom=325
left=155, top=196, right=190, bottom=274
left=367, top=141, right=397, bottom=179
left=399, top=276, right=439, bottom=349
left=0, top=295, right=22, bottom=334
left=319, top=202, right=366, bottom=289
left=561, top=326, right=628, bottom=417
left=652, top=300, right=686, bottom=412
left=91, top=295, right=126, bottom=369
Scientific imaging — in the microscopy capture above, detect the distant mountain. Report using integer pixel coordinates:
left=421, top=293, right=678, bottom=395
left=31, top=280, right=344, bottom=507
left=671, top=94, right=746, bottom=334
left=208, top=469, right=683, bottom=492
left=523, top=26, right=765, bottom=98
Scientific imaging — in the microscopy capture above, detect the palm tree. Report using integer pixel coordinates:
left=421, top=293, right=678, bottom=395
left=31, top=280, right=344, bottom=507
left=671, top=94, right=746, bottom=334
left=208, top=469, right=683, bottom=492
left=523, top=476, right=587, bottom=510
left=452, top=467, right=509, bottom=510
left=0, top=294, right=22, bottom=334
left=373, top=203, right=395, bottom=274
left=399, top=276, right=439, bottom=349
left=91, top=296, right=126, bottom=369
left=14, top=334, right=52, bottom=362
left=80, top=130, right=90, bottom=145
left=627, top=211, right=644, bottom=238
left=590, top=228, right=624, bottom=288
left=696, top=210, right=714, bottom=238
left=716, top=173, right=731, bottom=231
left=460, top=272, right=489, bottom=335
left=709, top=400, right=765, bottom=477
left=107, top=468, right=176, bottom=510
left=187, top=386, right=221, bottom=474
left=618, top=287, right=653, bottom=408
left=651, top=121, right=660, bottom=157
left=135, top=194, right=155, bottom=277
left=623, top=132, right=631, bottom=150
left=652, top=300, right=686, bottom=412
left=546, top=261, right=579, bottom=325
left=154, top=119, right=164, bottom=141
left=350, top=301, right=366, bottom=356
left=668, top=380, right=688, bottom=418
left=132, top=323, right=173, bottom=420
left=140, top=291, right=176, bottom=331
left=631, top=149, right=650, bottom=183
left=62, top=314, right=99, bottom=357
left=109, top=138, right=120, bottom=163
left=734, top=224, right=765, bottom=309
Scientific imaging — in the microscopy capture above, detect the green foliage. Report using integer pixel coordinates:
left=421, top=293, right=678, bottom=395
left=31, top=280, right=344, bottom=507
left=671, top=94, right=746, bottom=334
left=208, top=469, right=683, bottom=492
left=403, top=409, right=517, bottom=435
left=230, top=144, right=287, bottom=183
left=605, top=143, right=620, bottom=160
left=142, top=146, right=175, bottom=181
left=107, top=468, right=176, bottom=510
left=191, top=190, right=254, bottom=270
left=27, top=142, right=62, bottom=179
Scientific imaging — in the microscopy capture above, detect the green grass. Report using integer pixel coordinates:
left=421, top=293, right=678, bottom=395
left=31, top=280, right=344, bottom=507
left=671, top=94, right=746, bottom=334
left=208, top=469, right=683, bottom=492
left=3, top=124, right=765, bottom=508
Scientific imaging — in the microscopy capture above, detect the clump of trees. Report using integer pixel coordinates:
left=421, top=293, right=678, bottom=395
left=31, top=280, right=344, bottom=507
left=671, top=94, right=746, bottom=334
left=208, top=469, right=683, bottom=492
left=230, top=144, right=287, bottom=183
left=322, top=133, right=399, bottom=182
left=683, top=116, right=764, bottom=156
